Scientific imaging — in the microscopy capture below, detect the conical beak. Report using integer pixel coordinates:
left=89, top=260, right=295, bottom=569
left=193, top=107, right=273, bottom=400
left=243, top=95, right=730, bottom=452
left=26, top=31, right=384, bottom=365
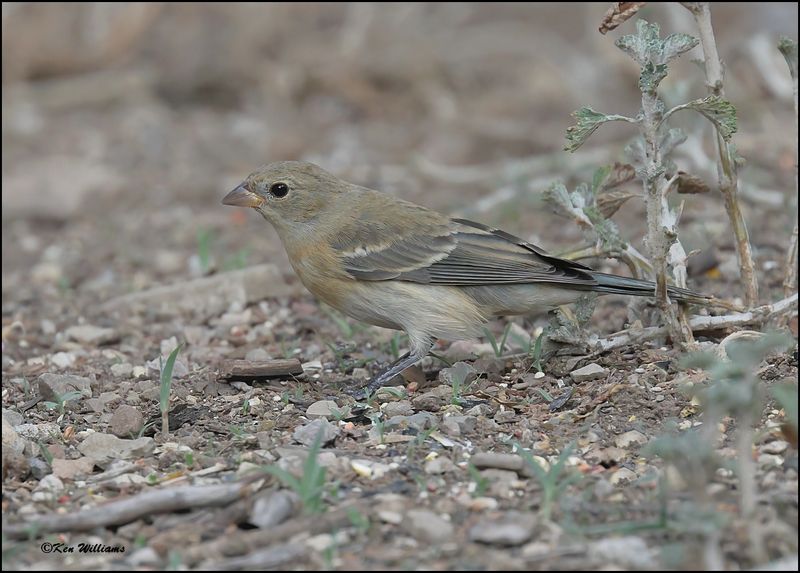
left=222, top=184, right=263, bottom=207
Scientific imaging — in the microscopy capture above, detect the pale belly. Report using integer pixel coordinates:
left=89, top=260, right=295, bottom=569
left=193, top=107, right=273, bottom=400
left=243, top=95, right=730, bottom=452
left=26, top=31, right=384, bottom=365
left=295, top=263, right=583, bottom=342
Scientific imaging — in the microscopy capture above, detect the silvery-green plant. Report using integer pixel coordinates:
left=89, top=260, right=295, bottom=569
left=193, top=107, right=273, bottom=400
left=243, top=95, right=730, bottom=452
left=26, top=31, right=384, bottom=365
left=565, top=19, right=738, bottom=346
left=649, top=331, right=795, bottom=565
left=778, top=36, right=798, bottom=299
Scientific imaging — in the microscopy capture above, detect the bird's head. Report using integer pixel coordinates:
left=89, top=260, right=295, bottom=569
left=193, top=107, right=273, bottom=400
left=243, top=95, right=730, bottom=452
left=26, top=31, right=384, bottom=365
left=222, top=161, right=343, bottom=231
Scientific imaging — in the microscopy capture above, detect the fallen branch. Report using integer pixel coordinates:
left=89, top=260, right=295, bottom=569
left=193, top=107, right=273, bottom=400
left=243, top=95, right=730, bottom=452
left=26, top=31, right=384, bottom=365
left=201, top=543, right=308, bottom=571
left=594, top=294, right=798, bottom=352
left=3, top=482, right=256, bottom=539
left=182, top=503, right=365, bottom=566
left=218, top=358, right=304, bottom=381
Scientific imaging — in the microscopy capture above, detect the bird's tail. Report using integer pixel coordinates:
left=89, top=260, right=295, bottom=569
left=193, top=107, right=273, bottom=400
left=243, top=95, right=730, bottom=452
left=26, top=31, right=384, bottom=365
left=588, top=272, right=710, bottom=304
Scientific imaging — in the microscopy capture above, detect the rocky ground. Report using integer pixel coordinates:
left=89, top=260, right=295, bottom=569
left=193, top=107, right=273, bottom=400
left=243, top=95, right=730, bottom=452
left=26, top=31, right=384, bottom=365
left=2, top=3, right=798, bottom=571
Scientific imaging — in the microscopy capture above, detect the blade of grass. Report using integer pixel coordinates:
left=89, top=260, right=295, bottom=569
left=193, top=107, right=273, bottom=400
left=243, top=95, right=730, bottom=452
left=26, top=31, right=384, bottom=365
left=160, top=345, right=182, bottom=439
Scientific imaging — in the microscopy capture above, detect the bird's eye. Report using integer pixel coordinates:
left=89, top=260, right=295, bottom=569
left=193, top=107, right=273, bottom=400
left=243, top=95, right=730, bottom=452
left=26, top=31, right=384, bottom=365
left=270, top=182, right=289, bottom=198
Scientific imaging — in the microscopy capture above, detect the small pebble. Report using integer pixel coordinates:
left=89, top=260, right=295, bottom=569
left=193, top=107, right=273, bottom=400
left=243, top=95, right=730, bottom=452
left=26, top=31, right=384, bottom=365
left=614, top=430, right=648, bottom=449
left=570, top=363, right=608, bottom=382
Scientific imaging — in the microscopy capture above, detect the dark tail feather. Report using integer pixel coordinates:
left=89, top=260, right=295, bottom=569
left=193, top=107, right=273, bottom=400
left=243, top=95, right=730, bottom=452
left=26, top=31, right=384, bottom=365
left=589, top=272, right=710, bottom=304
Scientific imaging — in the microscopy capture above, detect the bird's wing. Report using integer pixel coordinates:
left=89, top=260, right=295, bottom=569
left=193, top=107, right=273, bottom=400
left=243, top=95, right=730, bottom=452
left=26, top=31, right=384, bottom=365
left=337, top=215, right=598, bottom=287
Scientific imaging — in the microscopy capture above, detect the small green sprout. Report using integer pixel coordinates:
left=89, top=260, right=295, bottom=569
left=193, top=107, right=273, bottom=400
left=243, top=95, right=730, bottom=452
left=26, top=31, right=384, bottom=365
left=263, top=429, right=328, bottom=514
left=160, top=345, right=182, bottom=439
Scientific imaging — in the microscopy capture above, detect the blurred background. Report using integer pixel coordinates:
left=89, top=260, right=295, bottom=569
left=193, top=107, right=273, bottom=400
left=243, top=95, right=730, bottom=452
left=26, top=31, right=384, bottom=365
left=2, top=2, right=798, bottom=316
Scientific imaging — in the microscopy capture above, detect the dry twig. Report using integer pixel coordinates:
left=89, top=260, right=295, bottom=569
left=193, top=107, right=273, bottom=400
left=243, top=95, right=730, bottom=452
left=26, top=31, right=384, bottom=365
left=3, top=482, right=257, bottom=539
left=779, top=37, right=798, bottom=298
left=640, top=90, right=687, bottom=343
left=594, top=293, right=797, bottom=352
left=218, top=358, right=304, bottom=380
left=682, top=2, right=759, bottom=307
left=200, top=543, right=308, bottom=571
left=182, top=504, right=365, bottom=566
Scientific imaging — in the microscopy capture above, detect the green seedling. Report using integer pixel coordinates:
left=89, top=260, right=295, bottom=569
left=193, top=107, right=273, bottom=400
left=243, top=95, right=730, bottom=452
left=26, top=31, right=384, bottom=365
left=329, top=405, right=351, bottom=422
left=196, top=228, right=214, bottom=274
left=389, top=332, right=407, bottom=362
left=530, top=330, right=545, bottom=373
left=322, top=306, right=355, bottom=338
left=370, top=414, right=386, bottom=444
left=36, top=441, right=54, bottom=467
left=263, top=429, right=328, bottom=514
left=42, top=390, right=84, bottom=419
left=160, top=345, right=182, bottom=439
left=448, top=361, right=475, bottom=405
left=222, top=247, right=249, bottom=271
left=346, top=507, right=370, bottom=533
left=515, top=442, right=581, bottom=521
left=467, top=463, right=490, bottom=498
left=483, top=323, right=512, bottom=358
left=378, top=387, right=406, bottom=400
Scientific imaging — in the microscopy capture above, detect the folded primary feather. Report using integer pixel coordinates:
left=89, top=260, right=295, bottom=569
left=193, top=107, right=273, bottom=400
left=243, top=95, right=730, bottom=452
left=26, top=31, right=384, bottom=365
left=332, top=193, right=704, bottom=303
left=339, top=214, right=597, bottom=287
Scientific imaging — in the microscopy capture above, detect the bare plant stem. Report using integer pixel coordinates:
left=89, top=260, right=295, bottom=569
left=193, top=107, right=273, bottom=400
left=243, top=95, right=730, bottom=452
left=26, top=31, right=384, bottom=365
left=640, top=82, right=685, bottom=344
left=666, top=194, right=696, bottom=345
left=703, top=529, right=725, bottom=571
left=693, top=406, right=725, bottom=570
left=736, top=414, right=768, bottom=563
left=683, top=2, right=759, bottom=307
left=779, top=38, right=798, bottom=298
left=786, top=222, right=799, bottom=297
left=161, top=409, right=169, bottom=439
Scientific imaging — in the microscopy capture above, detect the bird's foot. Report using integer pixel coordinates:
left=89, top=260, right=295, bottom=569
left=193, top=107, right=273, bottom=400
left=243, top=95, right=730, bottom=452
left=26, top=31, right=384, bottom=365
left=347, top=372, right=397, bottom=401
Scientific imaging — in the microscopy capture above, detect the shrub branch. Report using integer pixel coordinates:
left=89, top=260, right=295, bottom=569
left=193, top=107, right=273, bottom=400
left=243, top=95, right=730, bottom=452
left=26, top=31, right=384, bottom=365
left=682, top=2, right=759, bottom=307
left=778, top=37, right=798, bottom=298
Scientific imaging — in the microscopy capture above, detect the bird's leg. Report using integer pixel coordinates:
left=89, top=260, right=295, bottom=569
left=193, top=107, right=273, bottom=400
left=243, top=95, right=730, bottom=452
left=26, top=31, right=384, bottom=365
left=354, top=337, right=434, bottom=399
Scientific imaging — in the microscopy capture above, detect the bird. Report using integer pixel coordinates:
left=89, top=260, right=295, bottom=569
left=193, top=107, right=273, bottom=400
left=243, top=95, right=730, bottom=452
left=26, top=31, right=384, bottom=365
left=222, top=160, right=707, bottom=394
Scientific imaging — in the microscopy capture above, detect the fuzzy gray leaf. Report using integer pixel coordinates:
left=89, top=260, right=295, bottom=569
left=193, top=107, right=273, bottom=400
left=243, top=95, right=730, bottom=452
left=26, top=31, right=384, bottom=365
left=616, top=19, right=662, bottom=65
left=778, top=37, right=798, bottom=80
left=595, top=162, right=637, bottom=193
left=685, top=96, right=738, bottom=141
left=659, top=33, right=699, bottom=64
left=587, top=209, right=626, bottom=251
left=597, top=189, right=638, bottom=218
left=624, top=138, right=646, bottom=175
left=639, top=62, right=668, bottom=92
left=543, top=182, right=592, bottom=228
left=565, top=107, right=623, bottom=152
left=660, top=127, right=687, bottom=157
left=543, top=182, right=574, bottom=218
left=548, top=294, right=597, bottom=346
